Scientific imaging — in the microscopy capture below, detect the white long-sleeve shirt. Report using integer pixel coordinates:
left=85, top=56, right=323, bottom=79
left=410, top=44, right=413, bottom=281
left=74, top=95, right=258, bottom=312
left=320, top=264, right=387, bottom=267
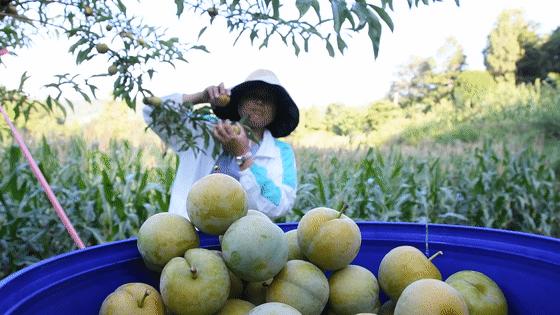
left=143, top=93, right=298, bottom=220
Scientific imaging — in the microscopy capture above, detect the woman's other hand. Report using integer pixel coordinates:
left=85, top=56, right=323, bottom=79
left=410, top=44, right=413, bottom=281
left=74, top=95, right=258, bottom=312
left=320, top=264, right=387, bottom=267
left=212, top=120, right=250, bottom=156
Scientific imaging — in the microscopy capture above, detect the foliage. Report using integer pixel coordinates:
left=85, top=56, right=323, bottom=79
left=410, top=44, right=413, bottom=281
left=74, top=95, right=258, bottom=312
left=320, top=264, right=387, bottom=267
left=389, top=56, right=436, bottom=108
left=517, top=27, right=560, bottom=84
left=452, top=70, right=495, bottom=108
left=389, top=37, right=466, bottom=109
left=323, top=103, right=363, bottom=136
left=1, top=134, right=558, bottom=280
left=0, top=137, right=175, bottom=279
left=289, top=143, right=560, bottom=240
left=483, top=9, right=538, bottom=81
left=0, top=0, right=455, bottom=155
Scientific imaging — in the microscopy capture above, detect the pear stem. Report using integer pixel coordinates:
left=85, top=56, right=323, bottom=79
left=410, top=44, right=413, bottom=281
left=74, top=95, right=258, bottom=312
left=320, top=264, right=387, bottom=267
left=190, top=265, right=198, bottom=279
left=337, top=203, right=348, bottom=218
left=138, top=290, right=150, bottom=308
left=428, top=251, right=443, bottom=261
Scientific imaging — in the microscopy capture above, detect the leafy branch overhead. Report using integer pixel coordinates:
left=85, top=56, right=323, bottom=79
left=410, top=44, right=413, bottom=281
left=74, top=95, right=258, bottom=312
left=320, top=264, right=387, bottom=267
left=0, top=0, right=456, bottom=152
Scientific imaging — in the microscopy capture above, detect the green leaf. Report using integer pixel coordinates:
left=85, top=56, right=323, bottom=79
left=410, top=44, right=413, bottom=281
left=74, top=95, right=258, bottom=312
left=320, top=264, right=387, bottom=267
left=18, top=72, right=29, bottom=91
left=272, top=0, right=280, bottom=18
left=175, top=0, right=184, bottom=16
left=192, top=45, right=209, bottom=53
left=114, top=0, right=127, bottom=14
left=370, top=4, right=394, bottom=32
left=381, top=0, right=394, bottom=11
left=68, top=37, right=88, bottom=54
left=336, top=35, right=347, bottom=53
left=250, top=29, right=258, bottom=44
left=76, top=47, right=93, bottom=65
left=88, top=84, right=98, bottom=99
left=197, top=26, right=207, bottom=40
left=292, top=36, right=300, bottom=56
left=331, top=0, right=347, bottom=33
left=64, top=98, right=75, bottom=111
left=296, top=0, right=312, bottom=18
left=311, top=0, right=321, bottom=18
left=366, top=13, right=382, bottom=58
left=325, top=40, right=335, bottom=57
left=351, top=1, right=371, bottom=31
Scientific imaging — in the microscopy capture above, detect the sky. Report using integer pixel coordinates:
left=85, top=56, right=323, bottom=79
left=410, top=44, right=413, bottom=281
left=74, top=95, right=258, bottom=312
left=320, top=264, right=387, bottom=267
left=1, top=0, right=559, bottom=109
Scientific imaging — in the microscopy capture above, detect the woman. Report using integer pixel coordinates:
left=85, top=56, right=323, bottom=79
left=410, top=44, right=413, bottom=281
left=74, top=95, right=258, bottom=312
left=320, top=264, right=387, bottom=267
left=143, top=69, right=299, bottom=220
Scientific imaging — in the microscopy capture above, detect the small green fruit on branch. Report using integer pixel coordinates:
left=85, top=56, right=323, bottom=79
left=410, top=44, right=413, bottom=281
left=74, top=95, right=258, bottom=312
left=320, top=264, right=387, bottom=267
left=143, top=96, right=162, bottom=107
left=108, top=65, right=118, bottom=75
left=84, top=5, right=93, bottom=16
left=96, top=43, right=109, bottom=54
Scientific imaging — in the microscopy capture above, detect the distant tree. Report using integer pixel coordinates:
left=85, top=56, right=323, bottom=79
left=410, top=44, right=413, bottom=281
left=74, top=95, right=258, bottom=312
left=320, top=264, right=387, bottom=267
left=452, top=70, right=495, bottom=108
left=389, top=37, right=466, bottom=109
left=389, top=56, right=435, bottom=108
left=541, top=27, right=560, bottom=76
left=438, top=36, right=467, bottom=73
left=363, top=100, right=402, bottom=131
left=516, top=27, right=560, bottom=84
left=299, top=106, right=325, bottom=131
left=324, top=103, right=364, bottom=136
left=483, top=9, right=538, bottom=82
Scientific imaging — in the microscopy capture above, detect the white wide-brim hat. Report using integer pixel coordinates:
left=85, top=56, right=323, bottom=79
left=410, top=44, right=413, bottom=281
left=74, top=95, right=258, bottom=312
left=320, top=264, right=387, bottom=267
left=213, top=69, right=299, bottom=138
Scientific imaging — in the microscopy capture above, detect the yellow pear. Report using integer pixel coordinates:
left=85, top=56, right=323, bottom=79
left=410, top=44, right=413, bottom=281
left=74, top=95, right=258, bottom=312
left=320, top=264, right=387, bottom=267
left=99, top=282, right=164, bottom=315
left=394, top=279, right=469, bottom=315
left=216, top=299, right=255, bottom=315
left=328, top=265, right=380, bottom=315
left=378, top=246, right=442, bottom=300
left=187, top=173, right=248, bottom=235
left=297, top=207, right=361, bottom=271
left=137, top=212, right=199, bottom=272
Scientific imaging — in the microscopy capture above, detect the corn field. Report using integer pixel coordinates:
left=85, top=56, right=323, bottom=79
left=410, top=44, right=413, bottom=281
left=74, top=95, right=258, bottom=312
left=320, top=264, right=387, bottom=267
left=1, top=137, right=559, bottom=279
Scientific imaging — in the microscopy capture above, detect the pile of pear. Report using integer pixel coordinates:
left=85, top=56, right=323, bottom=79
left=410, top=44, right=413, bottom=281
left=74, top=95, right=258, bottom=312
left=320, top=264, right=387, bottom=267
left=98, top=173, right=508, bottom=315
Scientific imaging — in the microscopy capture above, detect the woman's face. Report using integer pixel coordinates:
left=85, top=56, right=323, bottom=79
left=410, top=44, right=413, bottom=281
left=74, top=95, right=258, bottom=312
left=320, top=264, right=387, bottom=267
left=238, top=88, right=277, bottom=129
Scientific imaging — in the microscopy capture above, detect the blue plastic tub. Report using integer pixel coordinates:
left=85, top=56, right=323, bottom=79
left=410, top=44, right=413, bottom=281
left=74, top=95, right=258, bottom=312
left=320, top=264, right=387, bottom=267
left=1, top=222, right=559, bottom=314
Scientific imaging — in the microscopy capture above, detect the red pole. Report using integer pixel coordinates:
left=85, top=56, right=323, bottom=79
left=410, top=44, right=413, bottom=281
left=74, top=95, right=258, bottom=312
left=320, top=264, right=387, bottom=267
left=0, top=104, right=85, bottom=249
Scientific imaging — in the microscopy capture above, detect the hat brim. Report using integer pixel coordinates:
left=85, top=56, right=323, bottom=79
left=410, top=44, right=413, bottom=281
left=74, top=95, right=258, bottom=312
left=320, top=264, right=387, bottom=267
left=213, top=80, right=299, bottom=138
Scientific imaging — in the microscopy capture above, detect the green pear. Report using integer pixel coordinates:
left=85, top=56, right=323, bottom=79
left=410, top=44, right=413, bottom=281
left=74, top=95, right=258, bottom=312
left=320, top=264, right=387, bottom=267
left=248, top=302, right=302, bottom=314
left=99, top=282, right=164, bottom=315
left=286, top=230, right=305, bottom=261
left=137, top=212, right=199, bottom=272
left=394, top=279, right=468, bottom=315
left=378, top=246, right=442, bottom=300
left=328, top=265, right=380, bottom=315
left=446, top=270, right=508, bottom=315
left=266, top=260, right=329, bottom=315
left=216, top=299, right=255, bottom=315
left=187, top=173, right=248, bottom=235
left=160, top=248, right=230, bottom=315
left=247, top=209, right=271, bottom=220
left=222, top=215, right=288, bottom=282
left=297, top=207, right=361, bottom=271
left=244, top=279, right=273, bottom=305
